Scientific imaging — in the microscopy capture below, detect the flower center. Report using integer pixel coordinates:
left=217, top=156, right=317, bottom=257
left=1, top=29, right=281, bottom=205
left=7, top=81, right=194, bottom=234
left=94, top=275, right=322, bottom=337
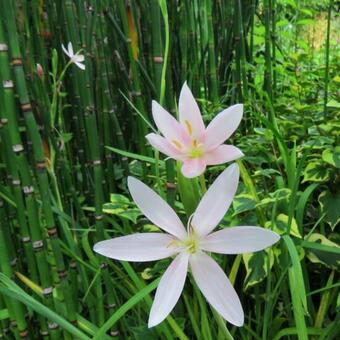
left=189, top=139, right=204, bottom=158
left=182, top=224, right=199, bottom=254
left=183, top=236, right=199, bottom=254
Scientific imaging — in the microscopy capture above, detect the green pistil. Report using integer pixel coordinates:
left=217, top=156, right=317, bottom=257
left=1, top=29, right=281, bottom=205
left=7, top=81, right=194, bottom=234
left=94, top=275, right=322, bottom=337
left=189, top=147, right=204, bottom=159
left=183, top=229, right=199, bottom=254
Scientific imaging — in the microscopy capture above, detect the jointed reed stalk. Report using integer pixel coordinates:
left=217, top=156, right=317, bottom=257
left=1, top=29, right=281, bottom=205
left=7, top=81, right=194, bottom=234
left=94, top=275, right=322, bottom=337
left=323, top=0, right=333, bottom=117
left=1, top=5, right=78, bottom=338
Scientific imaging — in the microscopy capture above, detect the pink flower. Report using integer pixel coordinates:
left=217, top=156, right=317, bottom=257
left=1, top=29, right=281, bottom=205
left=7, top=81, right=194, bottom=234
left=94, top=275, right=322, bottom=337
left=61, top=42, right=85, bottom=70
left=146, top=82, right=244, bottom=178
left=94, top=164, right=280, bottom=327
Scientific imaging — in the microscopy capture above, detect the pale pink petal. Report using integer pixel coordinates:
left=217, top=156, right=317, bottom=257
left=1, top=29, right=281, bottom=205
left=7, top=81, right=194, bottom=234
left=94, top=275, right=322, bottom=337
left=200, top=226, right=280, bottom=254
left=181, top=158, right=206, bottom=178
left=205, top=145, right=244, bottom=165
left=148, top=253, right=189, bottom=327
left=205, top=104, right=243, bottom=149
left=190, top=252, right=244, bottom=326
left=62, top=44, right=70, bottom=58
left=67, top=42, right=74, bottom=56
left=93, top=233, right=178, bottom=262
left=178, top=82, right=205, bottom=139
left=128, top=177, right=187, bottom=239
left=74, top=62, right=85, bottom=70
left=146, top=133, right=185, bottom=161
left=152, top=100, right=187, bottom=144
left=192, top=163, right=239, bottom=236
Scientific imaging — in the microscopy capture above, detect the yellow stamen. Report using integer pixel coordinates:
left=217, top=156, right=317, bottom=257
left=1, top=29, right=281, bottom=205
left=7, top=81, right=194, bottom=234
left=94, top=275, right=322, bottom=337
left=172, top=139, right=182, bottom=150
left=184, top=120, right=193, bottom=136
left=192, top=139, right=198, bottom=147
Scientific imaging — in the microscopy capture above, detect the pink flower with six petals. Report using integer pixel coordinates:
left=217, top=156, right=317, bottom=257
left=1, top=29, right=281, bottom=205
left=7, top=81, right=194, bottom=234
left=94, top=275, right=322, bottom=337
left=94, top=163, right=280, bottom=327
left=146, top=82, right=244, bottom=178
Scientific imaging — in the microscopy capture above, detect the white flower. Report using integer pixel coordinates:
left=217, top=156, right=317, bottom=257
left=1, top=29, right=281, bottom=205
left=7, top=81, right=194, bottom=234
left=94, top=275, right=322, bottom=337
left=94, top=163, right=280, bottom=327
left=61, top=42, right=85, bottom=70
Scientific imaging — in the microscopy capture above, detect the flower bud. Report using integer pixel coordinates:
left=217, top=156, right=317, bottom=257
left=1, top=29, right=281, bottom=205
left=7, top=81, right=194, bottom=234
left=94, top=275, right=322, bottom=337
left=36, top=63, right=44, bottom=80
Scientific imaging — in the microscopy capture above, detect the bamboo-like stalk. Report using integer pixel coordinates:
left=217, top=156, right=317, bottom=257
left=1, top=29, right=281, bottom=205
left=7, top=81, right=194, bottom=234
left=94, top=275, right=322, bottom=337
left=0, top=199, right=28, bottom=338
left=263, top=0, right=273, bottom=101
left=271, top=0, right=277, bottom=95
left=117, top=0, right=148, bottom=154
left=205, top=0, right=218, bottom=101
left=323, top=0, right=333, bottom=117
left=234, top=0, right=249, bottom=102
left=1, top=2, right=76, bottom=337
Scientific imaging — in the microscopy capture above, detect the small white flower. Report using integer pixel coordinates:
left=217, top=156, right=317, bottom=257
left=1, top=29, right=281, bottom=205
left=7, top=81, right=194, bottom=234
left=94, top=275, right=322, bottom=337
left=94, top=163, right=280, bottom=328
left=61, top=42, right=85, bottom=70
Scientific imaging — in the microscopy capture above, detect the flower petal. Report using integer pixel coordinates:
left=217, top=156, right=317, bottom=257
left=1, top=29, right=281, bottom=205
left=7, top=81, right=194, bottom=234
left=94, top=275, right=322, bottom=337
left=74, top=62, right=85, bottom=70
left=205, top=145, right=244, bottom=165
left=128, top=177, right=187, bottom=239
left=93, top=233, right=178, bottom=262
left=152, top=100, right=187, bottom=144
left=146, top=133, right=185, bottom=161
left=192, top=163, right=239, bottom=236
left=200, top=226, right=280, bottom=254
left=74, top=54, right=85, bottom=62
left=178, top=82, right=205, bottom=139
left=148, top=253, right=189, bottom=327
left=190, top=252, right=244, bottom=326
left=67, top=41, right=74, bottom=56
left=61, top=44, right=70, bottom=58
left=205, top=104, right=243, bottom=149
left=181, top=158, right=206, bottom=178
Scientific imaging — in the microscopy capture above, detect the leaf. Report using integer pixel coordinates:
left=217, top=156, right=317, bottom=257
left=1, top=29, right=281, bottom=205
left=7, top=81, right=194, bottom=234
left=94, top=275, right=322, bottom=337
left=326, top=99, right=340, bottom=108
left=110, top=194, right=130, bottom=205
left=0, top=274, right=91, bottom=340
left=256, top=188, right=291, bottom=207
left=118, top=209, right=141, bottom=224
left=0, top=309, right=9, bottom=321
left=318, top=191, right=340, bottom=230
left=102, top=203, right=141, bottom=224
left=106, top=146, right=163, bottom=165
left=303, top=161, right=330, bottom=183
left=253, top=168, right=281, bottom=178
left=232, top=193, right=256, bottom=216
left=283, top=235, right=309, bottom=319
left=242, top=250, right=274, bottom=289
left=266, top=213, right=302, bottom=238
left=93, top=278, right=161, bottom=339
left=61, top=132, right=73, bottom=143
left=322, top=147, right=340, bottom=168
left=254, top=127, right=274, bottom=141
left=285, top=0, right=297, bottom=8
left=296, top=19, right=315, bottom=25
left=126, top=5, right=139, bottom=60
left=303, top=233, right=340, bottom=269
left=296, top=183, right=319, bottom=229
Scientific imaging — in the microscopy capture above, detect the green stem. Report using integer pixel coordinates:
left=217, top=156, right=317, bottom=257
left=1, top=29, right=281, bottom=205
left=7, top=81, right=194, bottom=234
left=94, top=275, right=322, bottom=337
left=199, top=173, right=207, bottom=194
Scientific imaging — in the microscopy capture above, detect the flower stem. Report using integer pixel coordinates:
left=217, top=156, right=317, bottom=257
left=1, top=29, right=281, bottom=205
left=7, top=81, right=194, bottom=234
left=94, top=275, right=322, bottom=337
left=199, top=174, right=207, bottom=194
left=212, top=309, right=235, bottom=340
